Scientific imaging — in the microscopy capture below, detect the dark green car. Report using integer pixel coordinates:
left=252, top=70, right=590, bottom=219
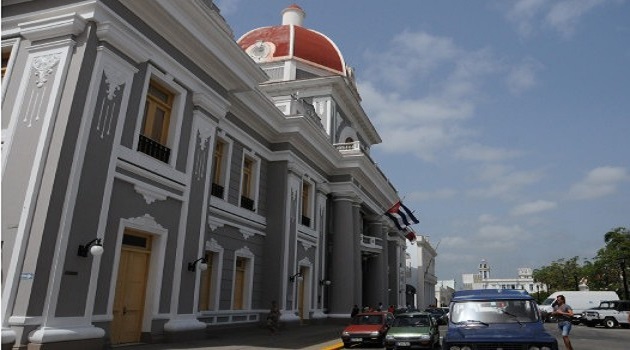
left=384, top=312, right=440, bottom=349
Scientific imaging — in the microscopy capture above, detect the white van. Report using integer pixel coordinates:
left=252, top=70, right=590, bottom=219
left=538, top=291, right=619, bottom=323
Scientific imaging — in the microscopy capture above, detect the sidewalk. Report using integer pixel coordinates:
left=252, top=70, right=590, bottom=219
left=116, top=321, right=346, bottom=350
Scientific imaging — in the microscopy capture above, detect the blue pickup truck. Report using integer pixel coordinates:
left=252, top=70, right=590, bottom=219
left=442, top=289, right=558, bottom=350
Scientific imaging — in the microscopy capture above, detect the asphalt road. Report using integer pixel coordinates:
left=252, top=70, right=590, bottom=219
left=544, top=322, right=630, bottom=350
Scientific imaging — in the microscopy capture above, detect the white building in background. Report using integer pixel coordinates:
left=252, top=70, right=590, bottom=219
left=406, top=236, right=438, bottom=309
left=436, top=280, right=456, bottom=307
left=461, top=259, right=548, bottom=295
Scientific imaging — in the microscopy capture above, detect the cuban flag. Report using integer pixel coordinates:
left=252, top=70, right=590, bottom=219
left=404, top=227, right=418, bottom=244
left=385, top=201, right=419, bottom=231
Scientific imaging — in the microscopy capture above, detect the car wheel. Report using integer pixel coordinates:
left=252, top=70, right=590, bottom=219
left=604, top=317, right=617, bottom=328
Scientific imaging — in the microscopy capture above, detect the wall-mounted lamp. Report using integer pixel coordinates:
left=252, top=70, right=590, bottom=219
left=78, top=238, right=104, bottom=257
left=319, top=279, right=331, bottom=286
left=289, top=272, right=303, bottom=282
left=188, top=258, right=208, bottom=272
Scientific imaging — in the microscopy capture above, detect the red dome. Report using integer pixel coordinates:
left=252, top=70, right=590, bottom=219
left=237, top=6, right=346, bottom=75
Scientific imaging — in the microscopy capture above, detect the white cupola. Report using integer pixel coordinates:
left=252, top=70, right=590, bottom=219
left=281, top=4, right=305, bottom=26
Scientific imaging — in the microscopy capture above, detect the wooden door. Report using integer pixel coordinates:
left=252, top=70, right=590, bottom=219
left=198, top=251, right=214, bottom=311
left=233, top=257, right=245, bottom=309
left=111, top=233, right=151, bottom=344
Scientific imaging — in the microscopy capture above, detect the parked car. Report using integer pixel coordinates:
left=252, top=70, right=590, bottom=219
left=384, top=311, right=440, bottom=349
left=424, top=307, right=448, bottom=325
left=538, top=290, right=619, bottom=323
left=341, top=311, right=394, bottom=348
left=442, top=289, right=558, bottom=350
left=581, top=300, right=630, bottom=328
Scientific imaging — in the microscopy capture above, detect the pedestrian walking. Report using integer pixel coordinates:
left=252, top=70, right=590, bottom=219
left=351, top=304, right=360, bottom=318
left=377, top=302, right=383, bottom=311
left=267, top=300, right=280, bottom=334
left=552, top=295, right=574, bottom=350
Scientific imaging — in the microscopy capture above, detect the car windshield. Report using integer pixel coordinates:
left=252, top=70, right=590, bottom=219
left=541, top=297, right=554, bottom=306
left=351, top=314, right=383, bottom=325
left=393, top=315, right=431, bottom=327
left=450, top=299, right=539, bottom=324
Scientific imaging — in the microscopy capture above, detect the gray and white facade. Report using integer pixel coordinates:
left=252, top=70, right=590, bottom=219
left=1, top=1, right=411, bottom=349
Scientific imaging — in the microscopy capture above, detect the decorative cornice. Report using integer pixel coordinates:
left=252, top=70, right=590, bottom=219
left=134, top=184, right=168, bottom=205
left=127, top=214, right=165, bottom=231
left=192, top=92, right=229, bottom=120
left=19, top=12, right=87, bottom=42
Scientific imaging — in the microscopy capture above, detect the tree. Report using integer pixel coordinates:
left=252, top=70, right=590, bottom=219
left=533, top=256, right=583, bottom=292
left=533, top=227, right=629, bottom=297
left=599, top=227, right=630, bottom=298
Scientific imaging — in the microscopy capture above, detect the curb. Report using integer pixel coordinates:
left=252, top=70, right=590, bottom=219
left=321, top=342, right=344, bottom=350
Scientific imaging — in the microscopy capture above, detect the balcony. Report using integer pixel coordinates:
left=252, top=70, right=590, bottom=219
left=334, top=141, right=364, bottom=155
left=137, top=134, right=170, bottom=163
left=360, top=235, right=383, bottom=249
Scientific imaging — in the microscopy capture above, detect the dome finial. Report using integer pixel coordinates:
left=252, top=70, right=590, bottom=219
left=282, top=4, right=305, bottom=26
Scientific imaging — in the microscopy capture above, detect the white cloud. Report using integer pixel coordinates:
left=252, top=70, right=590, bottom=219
left=506, top=57, right=543, bottom=95
left=546, top=0, right=606, bottom=38
left=409, top=188, right=458, bottom=201
left=364, top=31, right=459, bottom=90
left=511, top=200, right=558, bottom=216
left=359, top=82, right=475, bottom=161
left=359, top=31, right=508, bottom=162
left=478, top=214, right=498, bottom=224
left=468, top=164, right=545, bottom=200
left=505, top=0, right=607, bottom=38
left=568, top=166, right=629, bottom=199
left=455, top=143, right=522, bottom=162
left=506, top=0, right=548, bottom=37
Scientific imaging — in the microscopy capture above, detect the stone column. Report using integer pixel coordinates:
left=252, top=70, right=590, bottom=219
left=379, top=223, right=390, bottom=307
left=329, top=194, right=356, bottom=316
left=364, top=218, right=385, bottom=309
left=352, top=200, right=363, bottom=308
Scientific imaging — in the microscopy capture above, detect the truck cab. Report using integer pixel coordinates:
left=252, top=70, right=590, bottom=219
left=442, top=289, right=558, bottom=350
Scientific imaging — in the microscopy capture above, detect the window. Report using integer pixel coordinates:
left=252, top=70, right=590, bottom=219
left=211, top=138, right=230, bottom=199
left=301, top=181, right=312, bottom=227
left=233, top=257, right=247, bottom=310
left=239, top=154, right=258, bottom=211
left=137, top=80, right=174, bottom=163
left=1, top=49, right=11, bottom=79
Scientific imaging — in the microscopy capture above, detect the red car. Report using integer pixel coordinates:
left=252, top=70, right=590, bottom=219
left=341, top=311, right=394, bottom=348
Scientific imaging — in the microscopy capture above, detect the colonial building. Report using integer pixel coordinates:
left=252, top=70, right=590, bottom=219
left=462, top=259, right=548, bottom=294
left=1, top=1, right=412, bottom=349
left=435, top=280, right=456, bottom=307
left=406, top=236, right=438, bottom=309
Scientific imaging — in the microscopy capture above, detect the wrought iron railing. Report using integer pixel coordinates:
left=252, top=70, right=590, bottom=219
left=211, top=183, right=224, bottom=198
left=240, top=196, right=254, bottom=211
left=137, top=134, right=170, bottom=163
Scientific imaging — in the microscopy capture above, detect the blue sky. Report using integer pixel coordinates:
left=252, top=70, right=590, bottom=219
left=217, top=0, right=630, bottom=287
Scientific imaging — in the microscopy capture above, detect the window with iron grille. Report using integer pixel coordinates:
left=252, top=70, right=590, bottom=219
left=137, top=80, right=173, bottom=163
